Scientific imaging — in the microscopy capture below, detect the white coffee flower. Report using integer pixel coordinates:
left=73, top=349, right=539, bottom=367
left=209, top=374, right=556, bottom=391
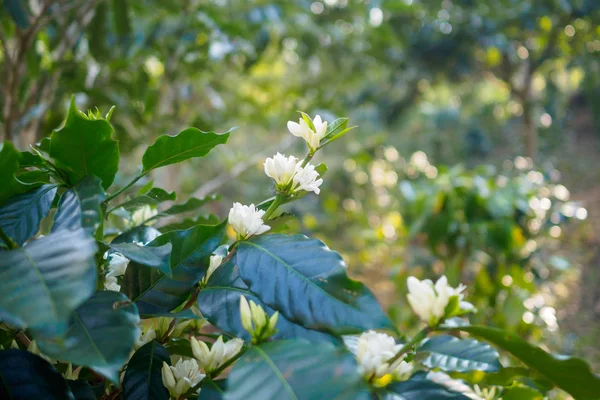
left=407, top=276, right=473, bottom=326
left=132, top=205, right=157, bottom=226
left=136, top=327, right=157, bottom=348
left=191, top=336, right=244, bottom=373
left=239, top=296, right=279, bottom=343
left=291, top=163, right=323, bottom=194
left=228, top=203, right=270, bottom=239
left=355, top=330, right=412, bottom=386
left=427, top=371, right=481, bottom=399
left=287, top=115, right=328, bottom=151
left=104, top=276, right=121, bottom=292
left=264, top=153, right=299, bottom=188
left=161, top=359, right=205, bottom=399
left=106, top=252, right=129, bottom=277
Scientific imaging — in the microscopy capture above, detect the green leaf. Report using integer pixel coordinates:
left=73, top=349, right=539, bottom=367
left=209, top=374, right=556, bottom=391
left=225, top=340, right=370, bottom=400
left=0, top=184, right=58, bottom=245
left=153, top=194, right=219, bottom=218
left=109, top=242, right=172, bottom=276
left=437, top=325, right=600, bottom=400
left=0, top=142, right=21, bottom=205
left=0, top=229, right=96, bottom=338
left=141, top=127, right=231, bottom=173
left=386, top=372, right=470, bottom=399
left=52, top=176, right=105, bottom=238
left=199, top=379, right=226, bottom=399
left=111, top=0, right=132, bottom=37
left=158, top=214, right=220, bottom=233
left=197, top=260, right=339, bottom=343
left=323, top=117, right=348, bottom=140
left=501, top=383, right=543, bottom=400
left=123, top=341, right=171, bottom=400
left=39, top=291, right=141, bottom=383
left=416, top=335, right=501, bottom=373
left=111, top=225, right=161, bottom=245
left=122, top=222, right=226, bottom=316
left=113, top=188, right=176, bottom=213
left=49, top=99, right=119, bottom=189
left=235, top=234, right=393, bottom=334
left=0, top=350, right=75, bottom=400
left=19, top=150, right=46, bottom=168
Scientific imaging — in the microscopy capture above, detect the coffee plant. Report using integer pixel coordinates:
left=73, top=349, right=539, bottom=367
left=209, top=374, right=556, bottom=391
left=0, top=102, right=598, bottom=399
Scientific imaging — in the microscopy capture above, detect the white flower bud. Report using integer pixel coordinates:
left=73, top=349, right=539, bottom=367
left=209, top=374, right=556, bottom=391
left=228, top=203, right=270, bottom=239
left=287, top=115, right=328, bottom=151
left=407, top=275, right=471, bottom=326
left=202, top=254, right=224, bottom=284
left=238, top=296, right=278, bottom=343
left=239, top=295, right=253, bottom=333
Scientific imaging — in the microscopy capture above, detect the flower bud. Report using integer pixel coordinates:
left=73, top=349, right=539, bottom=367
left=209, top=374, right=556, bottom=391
left=238, top=296, right=279, bottom=344
left=191, top=336, right=244, bottom=374
left=287, top=115, right=328, bottom=152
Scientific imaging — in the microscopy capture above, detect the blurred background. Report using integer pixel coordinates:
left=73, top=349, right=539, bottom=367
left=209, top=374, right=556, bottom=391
left=1, top=0, right=599, bottom=374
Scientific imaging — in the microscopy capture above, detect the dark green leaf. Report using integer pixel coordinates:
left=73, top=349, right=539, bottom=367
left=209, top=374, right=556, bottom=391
left=225, top=340, right=370, bottom=400
left=67, top=380, right=101, bottom=400
left=154, top=194, right=219, bottom=218
left=158, top=214, right=220, bottom=233
left=109, top=242, right=172, bottom=276
left=437, top=325, right=600, bottom=400
left=19, top=150, right=46, bottom=168
left=122, top=222, right=226, bottom=316
left=52, top=176, right=105, bottom=238
left=416, top=335, right=501, bottom=372
left=387, top=372, right=470, bottom=399
left=111, top=225, right=161, bottom=245
left=0, top=229, right=96, bottom=337
left=114, top=188, right=176, bottom=213
left=111, top=0, right=132, bottom=37
left=4, top=0, right=30, bottom=28
left=49, top=99, right=119, bottom=189
left=199, top=379, right=226, bottom=399
left=501, top=383, right=543, bottom=400
left=0, top=142, right=23, bottom=205
left=0, top=350, right=74, bottom=400
left=39, top=291, right=140, bottom=383
left=123, top=341, right=171, bottom=400
left=141, top=127, right=231, bottom=173
left=87, top=1, right=108, bottom=60
left=197, top=260, right=339, bottom=343
left=0, top=184, right=58, bottom=245
left=235, top=234, right=393, bottom=334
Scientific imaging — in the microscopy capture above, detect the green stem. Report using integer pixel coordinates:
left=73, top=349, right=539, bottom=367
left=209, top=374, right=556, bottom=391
left=104, top=172, right=145, bottom=204
left=387, top=327, right=431, bottom=365
left=0, top=226, right=17, bottom=249
left=263, top=194, right=284, bottom=220
left=300, top=151, right=314, bottom=168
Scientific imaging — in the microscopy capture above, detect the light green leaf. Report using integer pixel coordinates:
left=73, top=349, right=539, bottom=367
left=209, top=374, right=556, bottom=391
left=48, top=99, right=119, bottom=189
left=141, top=127, right=232, bottom=173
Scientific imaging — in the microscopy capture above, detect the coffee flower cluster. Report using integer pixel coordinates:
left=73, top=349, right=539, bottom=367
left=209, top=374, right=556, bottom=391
left=228, top=114, right=327, bottom=240
left=355, top=330, right=412, bottom=387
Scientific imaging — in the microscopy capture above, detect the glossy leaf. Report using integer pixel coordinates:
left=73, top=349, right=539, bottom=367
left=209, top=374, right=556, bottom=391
left=0, top=229, right=96, bottom=337
left=122, top=222, right=226, bottom=316
left=197, top=260, right=339, bottom=343
left=49, top=99, right=119, bottom=189
left=141, top=127, right=231, bottom=173
left=123, top=341, right=171, bottom=400
left=199, top=379, right=226, bottom=400
left=225, top=340, right=370, bottom=400
left=0, top=142, right=21, bottom=205
left=386, top=372, right=470, bottom=400
left=109, top=242, right=172, bottom=276
left=158, top=215, right=220, bottom=233
left=235, top=234, right=393, bottom=334
left=437, top=325, right=600, bottom=400
left=39, top=291, right=140, bottom=383
left=111, top=225, right=161, bottom=245
left=416, top=335, right=501, bottom=372
left=0, top=184, right=58, bottom=245
left=0, top=350, right=74, bottom=400
left=150, top=194, right=219, bottom=220
left=114, top=187, right=176, bottom=212
left=52, top=176, right=105, bottom=237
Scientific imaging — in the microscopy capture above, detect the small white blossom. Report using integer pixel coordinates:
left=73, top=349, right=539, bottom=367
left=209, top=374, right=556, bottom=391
left=427, top=371, right=481, bottom=399
left=355, top=331, right=412, bottom=386
left=106, top=252, right=129, bottom=277
left=104, top=275, right=121, bottom=292
left=291, top=163, right=323, bottom=194
left=161, top=359, right=205, bottom=399
left=228, top=203, right=270, bottom=239
left=136, top=327, right=157, bottom=348
left=407, top=276, right=473, bottom=326
left=132, top=205, right=158, bottom=226
left=264, top=153, right=299, bottom=188
left=190, top=336, right=244, bottom=373
left=239, top=296, right=279, bottom=344
left=287, top=115, right=328, bottom=151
